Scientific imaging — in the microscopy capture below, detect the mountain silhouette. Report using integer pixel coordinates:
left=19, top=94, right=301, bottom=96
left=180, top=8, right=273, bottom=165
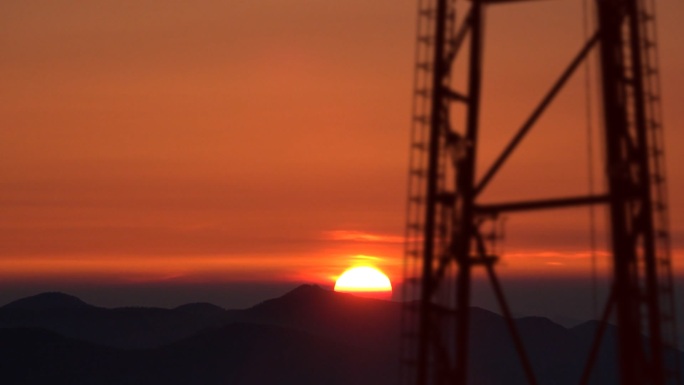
left=238, top=284, right=401, bottom=354
left=2, top=292, right=92, bottom=311
left=0, top=285, right=681, bottom=385
left=0, top=293, right=230, bottom=349
left=173, top=302, right=225, bottom=316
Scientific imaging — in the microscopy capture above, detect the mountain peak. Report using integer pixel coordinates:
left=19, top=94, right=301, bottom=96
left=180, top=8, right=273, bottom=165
left=286, top=284, right=326, bottom=296
left=247, top=284, right=334, bottom=311
left=2, top=292, right=92, bottom=311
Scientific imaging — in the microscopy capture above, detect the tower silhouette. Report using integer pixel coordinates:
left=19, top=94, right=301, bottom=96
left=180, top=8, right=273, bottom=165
left=400, top=1, right=680, bottom=385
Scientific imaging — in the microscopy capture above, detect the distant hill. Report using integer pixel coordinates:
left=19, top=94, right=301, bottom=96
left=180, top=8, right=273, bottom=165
left=0, top=285, right=681, bottom=385
left=2, top=292, right=92, bottom=311
left=237, top=284, right=401, bottom=354
left=0, top=292, right=231, bottom=349
left=173, top=302, right=225, bottom=316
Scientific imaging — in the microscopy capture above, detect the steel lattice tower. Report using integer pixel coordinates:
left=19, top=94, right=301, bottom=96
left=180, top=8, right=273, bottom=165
left=400, top=1, right=680, bottom=385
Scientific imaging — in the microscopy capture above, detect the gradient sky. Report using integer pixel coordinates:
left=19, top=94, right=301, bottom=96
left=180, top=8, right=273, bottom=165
left=1, top=1, right=683, bottom=309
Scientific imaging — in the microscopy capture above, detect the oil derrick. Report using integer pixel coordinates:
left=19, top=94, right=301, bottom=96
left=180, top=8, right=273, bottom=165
left=400, top=1, right=680, bottom=385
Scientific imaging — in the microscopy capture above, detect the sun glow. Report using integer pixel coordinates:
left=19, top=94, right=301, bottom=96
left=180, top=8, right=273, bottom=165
left=334, top=266, right=392, bottom=297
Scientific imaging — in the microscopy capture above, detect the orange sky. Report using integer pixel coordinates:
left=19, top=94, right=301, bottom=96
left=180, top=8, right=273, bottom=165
left=1, top=0, right=684, bottom=300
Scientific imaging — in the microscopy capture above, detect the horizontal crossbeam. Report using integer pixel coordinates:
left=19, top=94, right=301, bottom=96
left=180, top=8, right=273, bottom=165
left=475, top=194, right=610, bottom=214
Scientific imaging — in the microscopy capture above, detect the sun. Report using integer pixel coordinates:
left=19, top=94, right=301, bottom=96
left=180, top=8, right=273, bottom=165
left=334, top=266, right=392, bottom=299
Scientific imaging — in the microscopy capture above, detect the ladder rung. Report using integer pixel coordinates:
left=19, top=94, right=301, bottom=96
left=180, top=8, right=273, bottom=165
left=408, top=223, right=423, bottom=231
left=414, top=115, right=428, bottom=124
left=640, top=12, right=654, bottom=22
left=415, top=88, right=429, bottom=97
left=409, top=195, right=424, bottom=203
left=417, top=35, right=433, bottom=45
left=410, top=169, right=426, bottom=178
left=416, top=62, right=432, bottom=71
left=412, top=142, right=427, bottom=151
left=419, top=8, right=435, bottom=18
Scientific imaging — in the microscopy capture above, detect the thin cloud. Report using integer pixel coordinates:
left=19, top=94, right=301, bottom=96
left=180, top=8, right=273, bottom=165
left=324, top=230, right=403, bottom=244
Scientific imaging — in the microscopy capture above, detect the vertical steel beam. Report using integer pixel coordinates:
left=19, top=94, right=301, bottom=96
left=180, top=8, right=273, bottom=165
left=596, top=11, right=643, bottom=385
left=625, top=0, right=666, bottom=383
left=454, top=2, right=484, bottom=385
left=595, top=0, right=670, bottom=383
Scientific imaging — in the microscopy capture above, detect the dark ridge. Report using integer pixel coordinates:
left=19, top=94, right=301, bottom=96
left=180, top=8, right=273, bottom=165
left=248, top=284, right=334, bottom=308
left=173, top=303, right=225, bottom=315
left=267, top=283, right=398, bottom=304
left=278, top=284, right=328, bottom=299
left=0, top=296, right=229, bottom=349
left=0, top=322, right=385, bottom=385
left=2, top=292, right=92, bottom=311
left=516, top=315, right=569, bottom=332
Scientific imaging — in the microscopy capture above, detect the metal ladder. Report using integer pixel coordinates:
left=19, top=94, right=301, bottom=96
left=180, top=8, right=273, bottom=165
left=638, top=0, right=681, bottom=383
left=400, top=0, right=437, bottom=383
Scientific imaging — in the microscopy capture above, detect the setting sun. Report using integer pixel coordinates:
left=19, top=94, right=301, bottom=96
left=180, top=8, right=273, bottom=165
left=334, top=266, right=392, bottom=299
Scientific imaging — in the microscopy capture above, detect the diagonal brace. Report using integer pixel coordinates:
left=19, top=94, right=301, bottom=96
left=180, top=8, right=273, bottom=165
left=475, top=232, right=540, bottom=385
left=474, top=31, right=600, bottom=197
